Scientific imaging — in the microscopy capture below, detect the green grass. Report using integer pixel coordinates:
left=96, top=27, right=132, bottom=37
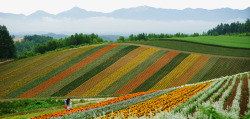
left=98, top=50, right=168, bottom=95
left=2, top=108, right=64, bottom=119
left=131, top=53, right=189, bottom=93
left=0, top=97, right=64, bottom=117
left=52, top=45, right=139, bottom=97
left=35, top=45, right=129, bottom=98
left=129, top=40, right=250, bottom=57
left=158, top=36, right=250, bottom=49
left=4, top=45, right=107, bottom=98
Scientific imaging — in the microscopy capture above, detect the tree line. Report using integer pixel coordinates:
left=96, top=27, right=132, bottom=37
left=207, top=19, right=250, bottom=36
left=15, top=35, right=53, bottom=57
left=31, top=33, right=104, bottom=57
left=117, top=32, right=200, bottom=42
left=117, top=19, right=250, bottom=42
left=0, top=25, right=105, bottom=59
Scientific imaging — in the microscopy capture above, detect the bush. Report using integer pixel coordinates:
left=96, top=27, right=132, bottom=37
left=0, top=98, right=64, bottom=116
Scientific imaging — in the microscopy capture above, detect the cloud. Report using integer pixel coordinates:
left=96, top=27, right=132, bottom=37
left=2, top=17, right=226, bottom=35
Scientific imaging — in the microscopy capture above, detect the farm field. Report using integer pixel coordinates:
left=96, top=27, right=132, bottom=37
left=29, top=72, right=249, bottom=119
left=155, top=36, right=250, bottom=49
left=0, top=43, right=249, bottom=99
left=128, top=39, right=250, bottom=57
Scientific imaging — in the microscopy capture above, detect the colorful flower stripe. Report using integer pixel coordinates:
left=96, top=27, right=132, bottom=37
left=198, top=58, right=250, bottom=82
left=150, top=54, right=201, bottom=90
left=66, top=47, right=148, bottom=96
left=83, top=48, right=160, bottom=96
left=31, top=90, right=156, bottom=119
left=51, top=45, right=139, bottom=97
left=0, top=49, right=72, bottom=98
left=114, top=51, right=180, bottom=95
left=99, top=50, right=168, bottom=95
left=0, top=49, right=68, bottom=87
left=102, top=82, right=212, bottom=119
left=4, top=45, right=101, bottom=98
left=0, top=54, right=40, bottom=76
left=131, top=53, right=189, bottom=93
left=18, top=44, right=120, bottom=98
left=187, top=57, right=219, bottom=84
left=34, top=45, right=123, bottom=98
left=166, top=55, right=211, bottom=89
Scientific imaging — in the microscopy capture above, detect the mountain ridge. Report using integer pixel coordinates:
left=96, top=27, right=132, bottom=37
left=1, top=6, right=249, bottom=21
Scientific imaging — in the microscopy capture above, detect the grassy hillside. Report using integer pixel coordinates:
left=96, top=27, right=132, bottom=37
left=156, top=36, right=250, bottom=49
left=129, top=40, right=250, bottom=57
left=0, top=44, right=249, bottom=99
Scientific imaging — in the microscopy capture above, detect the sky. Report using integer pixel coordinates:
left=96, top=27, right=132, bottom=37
left=0, top=0, right=249, bottom=15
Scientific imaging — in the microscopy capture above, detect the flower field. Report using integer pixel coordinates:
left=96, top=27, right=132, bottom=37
left=0, top=44, right=249, bottom=99
left=28, top=72, right=248, bottom=119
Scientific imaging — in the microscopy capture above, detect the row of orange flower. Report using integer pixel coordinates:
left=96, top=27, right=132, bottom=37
left=31, top=90, right=156, bottom=119
left=101, top=82, right=212, bottom=119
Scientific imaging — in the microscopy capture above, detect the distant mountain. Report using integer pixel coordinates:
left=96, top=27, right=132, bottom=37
left=43, top=33, right=68, bottom=39
left=56, top=7, right=103, bottom=19
left=13, top=33, right=69, bottom=39
left=1, top=6, right=249, bottom=21
left=1, top=6, right=249, bottom=34
left=99, top=35, right=121, bottom=41
left=28, top=10, right=54, bottom=19
left=106, top=6, right=250, bottom=21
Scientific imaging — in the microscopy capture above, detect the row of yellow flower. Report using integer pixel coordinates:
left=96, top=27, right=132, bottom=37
left=101, top=82, right=212, bottom=119
left=150, top=54, right=201, bottom=90
left=83, top=48, right=160, bottom=96
left=1, top=45, right=98, bottom=98
left=0, top=48, right=69, bottom=83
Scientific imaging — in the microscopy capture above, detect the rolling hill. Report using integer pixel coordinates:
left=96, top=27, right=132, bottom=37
left=0, top=43, right=249, bottom=99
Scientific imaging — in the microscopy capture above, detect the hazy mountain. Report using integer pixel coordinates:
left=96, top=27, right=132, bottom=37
left=1, top=6, right=249, bottom=34
left=107, top=6, right=250, bottom=21
left=28, top=10, right=54, bottom=19
left=1, top=6, right=248, bottom=21
left=56, top=7, right=104, bottom=19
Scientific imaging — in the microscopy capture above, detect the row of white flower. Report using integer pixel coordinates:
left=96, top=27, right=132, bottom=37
left=154, top=72, right=249, bottom=119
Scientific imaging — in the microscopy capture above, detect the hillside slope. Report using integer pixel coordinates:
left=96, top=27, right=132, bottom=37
left=0, top=44, right=249, bottom=99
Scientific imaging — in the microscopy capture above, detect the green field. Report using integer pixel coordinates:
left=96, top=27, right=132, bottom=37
left=155, top=36, right=250, bottom=49
left=129, top=40, right=250, bottom=57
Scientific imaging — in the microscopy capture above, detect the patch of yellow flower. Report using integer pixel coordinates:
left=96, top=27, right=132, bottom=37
left=102, top=82, right=212, bottom=119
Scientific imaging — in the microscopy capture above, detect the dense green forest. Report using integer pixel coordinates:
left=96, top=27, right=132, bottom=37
left=15, top=35, right=53, bottom=57
left=0, top=25, right=16, bottom=59
left=207, top=19, right=250, bottom=35
left=34, top=33, right=104, bottom=54
left=14, top=33, right=105, bottom=58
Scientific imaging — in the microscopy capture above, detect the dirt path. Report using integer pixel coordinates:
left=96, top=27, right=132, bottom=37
left=119, top=43, right=250, bottom=60
left=0, top=59, right=20, bottom=67
left=240, top=77, right=249, bottom=117
left=205, top=80, right=227, bottom=102
left=215, top=79, right=233, bottom=102
left=223, top=78, right=240, bottom=110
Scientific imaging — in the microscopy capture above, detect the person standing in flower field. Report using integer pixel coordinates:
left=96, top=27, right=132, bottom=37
left=65, top=98, right=72, bottom=109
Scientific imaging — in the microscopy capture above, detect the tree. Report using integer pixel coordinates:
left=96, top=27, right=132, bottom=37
left=117, top=36, right=125, bottom=42
left=129, top=34, right=134, bottom=41
left=0, top=25, right=16, bottom=59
